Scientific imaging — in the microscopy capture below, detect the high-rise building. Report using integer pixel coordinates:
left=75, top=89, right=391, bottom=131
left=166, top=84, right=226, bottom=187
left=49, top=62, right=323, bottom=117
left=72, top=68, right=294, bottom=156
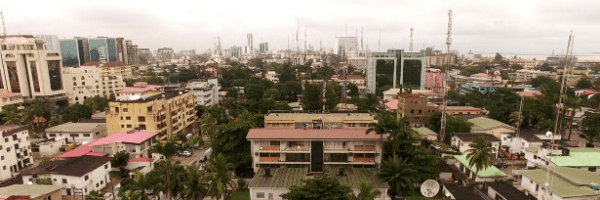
left=0, top=35, right=68, bottom=113
left=185, top=79, right=220, bottom=106
left=106, top=82, right=197, bottom=138
left=59, top=39, right=81, bottom=67
left=229, top=46, right=242, bottom=58
left=88, top=38, right=117, bottom=62
left=34, top=35, right=60, bottom=50
left=157, top=48, right=175, bottom=62
left=137, top=48, right=152, bottom=64
left=74, top=37, right=91, bottom=65
left=334, top=36, right=359, bottom=57
left=259, top=42, right=269, bottom=53
left=126, top=40, right=139, bottom=65
left=366, top=49, right=426, bottom=94
left=81, top=61, right=134, bottom=79
left=116, top=37, right=128, bottom=63
left=180, top=50, right=196, bottom=59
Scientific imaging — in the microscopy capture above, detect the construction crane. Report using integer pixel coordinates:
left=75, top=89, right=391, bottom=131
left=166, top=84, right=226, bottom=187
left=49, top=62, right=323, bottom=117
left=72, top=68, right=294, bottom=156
left=439, top=9, right=452, bottom=142
left=409, top=27, right=414, bottom=52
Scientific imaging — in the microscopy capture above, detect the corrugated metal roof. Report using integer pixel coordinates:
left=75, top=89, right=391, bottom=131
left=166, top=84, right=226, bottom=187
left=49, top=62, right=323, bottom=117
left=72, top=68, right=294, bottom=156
left=454, top=155, right=506, bottom=178
left=521, top=167, right=600, bottom=198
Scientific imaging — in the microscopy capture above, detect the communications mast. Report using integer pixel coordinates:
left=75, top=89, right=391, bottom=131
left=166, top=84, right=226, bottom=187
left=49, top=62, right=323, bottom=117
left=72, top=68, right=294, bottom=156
left=439, top=9, right=452, bottom=142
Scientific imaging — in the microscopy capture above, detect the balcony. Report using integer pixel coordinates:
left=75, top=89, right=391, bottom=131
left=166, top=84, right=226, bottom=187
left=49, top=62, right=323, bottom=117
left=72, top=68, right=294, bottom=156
left=260, top=146, right=281, bottom=151
left=259, top=157, right=281, bottom=162
left=353, top=146, right=375, bottom=152
left=285, top=146, right=310, bottom=152
left=353, top=157, right=375, bottom=163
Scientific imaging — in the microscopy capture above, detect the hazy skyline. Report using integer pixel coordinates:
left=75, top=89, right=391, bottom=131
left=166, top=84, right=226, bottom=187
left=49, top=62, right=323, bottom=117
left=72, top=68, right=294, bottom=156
left=2, top=0, right=598, bottom=54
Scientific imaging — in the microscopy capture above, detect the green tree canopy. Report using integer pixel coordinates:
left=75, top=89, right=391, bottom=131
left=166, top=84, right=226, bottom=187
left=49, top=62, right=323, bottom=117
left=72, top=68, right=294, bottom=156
left=280, top=176, right=353, bottom=200
left=466, top=135, right=496, bottom=181
left=111, top=150, right=130, bottom=172
left=60, top=104, right=93, bottom=123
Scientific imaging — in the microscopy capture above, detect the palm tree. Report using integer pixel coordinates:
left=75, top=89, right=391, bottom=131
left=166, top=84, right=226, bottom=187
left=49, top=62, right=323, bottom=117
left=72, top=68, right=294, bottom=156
left=148, top=139, right=181, bottom=160
left=156, top=159, right=182, bottom=200
left=378, top=156, right=417, bottom=198
left=352, top=182, right=382, bottom=200
left=169, top=164, right=186, bottom=200
left=366, top=112, right=394, bottom=154
left=87, top=190, right=103, bottom=200
left=146, top=170, right=165, bottom=200
left=120, top=171, right=153, bottom=200
left=184, top=165, right=208, bottom=200
left=22, top=97, right=51, bottom=133
left=465, top=135, right=495, bottom=182
left=388, top=113, right=418, bottom=157
left=201, top=113, right=218, bottom=140
left=204, top=154, right=237, bottom=200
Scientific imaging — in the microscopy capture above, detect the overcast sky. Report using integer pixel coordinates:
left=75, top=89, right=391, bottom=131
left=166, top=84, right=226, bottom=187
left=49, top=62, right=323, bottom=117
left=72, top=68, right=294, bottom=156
left=2, top=0, right=599, bottom=54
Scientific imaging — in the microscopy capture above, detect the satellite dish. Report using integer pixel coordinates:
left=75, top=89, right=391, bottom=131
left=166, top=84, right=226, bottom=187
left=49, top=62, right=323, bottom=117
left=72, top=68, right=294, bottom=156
left=546, top=131, right=553, bottom=138
left=129, top=94, right=141, bottom=100
left=420, top=179, right=440, bottom=198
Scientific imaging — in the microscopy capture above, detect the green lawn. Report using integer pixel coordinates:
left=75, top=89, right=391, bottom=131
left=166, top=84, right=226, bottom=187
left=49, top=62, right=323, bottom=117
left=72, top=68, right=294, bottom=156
left=109, top=171, right=120, bottom=178
left=230, top=189, right=250, bottom=200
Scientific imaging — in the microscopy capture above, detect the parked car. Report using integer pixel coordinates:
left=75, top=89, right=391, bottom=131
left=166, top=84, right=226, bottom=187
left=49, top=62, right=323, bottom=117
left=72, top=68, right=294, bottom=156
left=181, top=150, right=192, bottom=157
left=199, top=164, right=206, bottom=172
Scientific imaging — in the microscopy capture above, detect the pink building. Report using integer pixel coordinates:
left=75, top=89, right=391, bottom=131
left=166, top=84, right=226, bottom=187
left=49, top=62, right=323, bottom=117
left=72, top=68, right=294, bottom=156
left=426, top=72, right=444, bottom=94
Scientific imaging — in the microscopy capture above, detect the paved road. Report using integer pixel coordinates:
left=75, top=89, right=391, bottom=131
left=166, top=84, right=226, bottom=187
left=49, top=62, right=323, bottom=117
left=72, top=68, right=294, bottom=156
left=172, top=148, right=210, bottom=166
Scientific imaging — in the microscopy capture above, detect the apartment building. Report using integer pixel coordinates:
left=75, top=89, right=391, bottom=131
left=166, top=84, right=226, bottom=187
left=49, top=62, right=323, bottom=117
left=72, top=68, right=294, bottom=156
left=106, top=83, right=196, bottom=138
left=157, top=47, right=175, bottom=62
left=509, top=58, right=536, bottom=69
left=82, top=61, right=134, bottom=79
left=20, top=156, right=112, bottom=196
left=185, top=79, right=220, bottom=106
left=265, top=71, right=279, bottom=83
left=426, top=53, right=456, bottom=67
left=62, top=65, right=126, bottom=104
left=0, top=90, right=24, bottom=111
left=0, top=126, right=33, bottom=182
left=0, top=35, right=68, bottom=114
left=263, top=110, right=375, bottom=129
left=247, top=128, right=389, bottom=200
left=397, top=93, right=439, bottom=125
left=425, top=72, right=443, bottom=94
left=45, top=121, right=107, bottom=143
left=514, top=69, right=554, bottom=83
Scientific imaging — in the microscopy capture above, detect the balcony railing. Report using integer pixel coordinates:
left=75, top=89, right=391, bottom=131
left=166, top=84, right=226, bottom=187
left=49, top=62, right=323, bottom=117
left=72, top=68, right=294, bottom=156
left=259, top=157, right=281, bottom=162
left=285, top=146, right=309, bottom=151
left=325, top=147, right=350, bottom=151
left=353, top=157, right=375, bottom=163
left=354, top=146, right=375, bottom=151
left=260, top=146, right=280, bottom=151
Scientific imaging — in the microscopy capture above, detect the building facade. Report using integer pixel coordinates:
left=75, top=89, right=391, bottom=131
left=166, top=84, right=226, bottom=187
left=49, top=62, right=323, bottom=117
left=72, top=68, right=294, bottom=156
left=185, top=79, right=220, bottom=106
left=82, top=61, right=133, bottom=79
left=0, top=90, right=24, bottom=111
left=397, top=93, right=439, bottom=125
left=59, top=39, right=81, bottom=67
left=106, top=84, right=196, bottom=138
left=425, top=72, right=444, bottom=94
left=264, top=110, right=375, bottom=129
left=88, top=38, right=117, bottom=62
left=157, top=48, right=175, bottom=62
left=426, top=54, right=455, bottom=67
left=0, top=126, right=33, bottom=182
left=34, top=35, right=60, bottom=50
left=366, top=49, right=427, bottom=93
left=62, top=65, right=126, bottom=104
left=137, top=48, right=152, bottom=64
left=0, top=35, right=69, bottom=114
left=45, top=122, right=107, bottom=143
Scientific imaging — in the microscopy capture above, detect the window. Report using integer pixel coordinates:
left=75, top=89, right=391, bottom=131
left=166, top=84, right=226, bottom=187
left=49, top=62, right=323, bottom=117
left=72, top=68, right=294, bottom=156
left=256, top=192, right=265, bottom=198
left=590, top=167, right=597, bottom=172
left=123, top=108, right=128, bottom=112
left=418, top=109, right=422, bottom=114
left=70, top=134, right=78, bottom=138
left=66, top=189, right=71, bottom=195
left=4, top=138, right=8, bottom=142
left=104, top=164, right=108, bottom=169
left=12, top=135, right=17, bottom=140
left=85, top=175, right=89, bottom=181
left=126, top=116, right=131, bottom=120
left=127, top=124, right=132, bottom=128
left=2, top=166, right=5, bottom=170
left=62, top=179, right=67, bottom=184
left=120, top=117, right=123, bottom=120
left=49, top=134, right=56, bottom=137
left=1, top=156, right=3, bottom=160
left=6, top=147, right=10, bottom=152
left=411, top=109, right=414, bottom=114
left=138, top=116, right=145, bottom=122
left=83, top=134, right=90, bottom=137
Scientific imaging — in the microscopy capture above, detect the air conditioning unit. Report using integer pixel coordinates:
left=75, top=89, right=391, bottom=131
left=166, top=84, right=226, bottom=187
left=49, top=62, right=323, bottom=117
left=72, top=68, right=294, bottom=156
left=255, top=152, right=259, bottom=156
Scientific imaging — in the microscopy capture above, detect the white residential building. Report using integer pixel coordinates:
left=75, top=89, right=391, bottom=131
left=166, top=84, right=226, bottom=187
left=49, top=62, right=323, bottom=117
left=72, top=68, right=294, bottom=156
left=0, top=126, right=33, bottom=182
left=509, top=58, right=536, bottom=69
left=515, top=70, right=555, bottom=82
left=20, top=156, right=112, bottom=196
left=266, top=71, right=279, bottom=83
left=521, top=166, right=600, bottom=200
left=186, top=79, right=220, bottom=106
left=45, top=121, right=107, bottom=143
left=62, top=65, right=126, bottom=104
left=451, top=133, right=500, bottom=157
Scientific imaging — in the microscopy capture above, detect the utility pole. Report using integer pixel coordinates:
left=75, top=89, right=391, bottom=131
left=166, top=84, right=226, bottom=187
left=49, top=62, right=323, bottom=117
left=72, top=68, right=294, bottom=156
left=1, top=11, right=6, bottom=36
left=440, top=9, right=452, bottom=142
left=409, top=27, right=414, bottom=52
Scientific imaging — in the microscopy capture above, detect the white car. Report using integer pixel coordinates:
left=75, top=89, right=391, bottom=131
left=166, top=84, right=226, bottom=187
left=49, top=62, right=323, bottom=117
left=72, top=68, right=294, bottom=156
left=180, top=150, right=192, bottom=157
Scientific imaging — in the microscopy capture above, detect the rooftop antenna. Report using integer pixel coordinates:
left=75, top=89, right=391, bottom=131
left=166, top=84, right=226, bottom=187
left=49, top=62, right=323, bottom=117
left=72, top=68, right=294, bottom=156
left=409, top=27, right=414, bottom=52
left=304, top=29, right=307, bottom=59
left=439, top=9, right=452, bottom=142
left=378, top=28, right=381, bottom=52
left=1, top=11, right=6, bottom=36
left=361, top=26, right=364, bottom=52
left=345, top=24, right=348, bottom=58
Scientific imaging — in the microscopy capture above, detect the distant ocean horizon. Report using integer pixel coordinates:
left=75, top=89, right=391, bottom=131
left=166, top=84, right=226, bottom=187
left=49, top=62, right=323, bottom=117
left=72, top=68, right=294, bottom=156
left=476, top=53, right=600, bottom=61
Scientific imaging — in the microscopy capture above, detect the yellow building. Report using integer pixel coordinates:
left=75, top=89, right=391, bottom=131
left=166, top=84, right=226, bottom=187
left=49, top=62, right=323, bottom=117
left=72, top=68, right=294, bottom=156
left=106, top=83, right=197, bottom=139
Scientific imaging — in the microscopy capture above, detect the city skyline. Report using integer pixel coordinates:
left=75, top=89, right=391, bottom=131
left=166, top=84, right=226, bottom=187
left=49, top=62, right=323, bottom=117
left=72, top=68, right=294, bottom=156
left=2, top=0, right=599, bottom=54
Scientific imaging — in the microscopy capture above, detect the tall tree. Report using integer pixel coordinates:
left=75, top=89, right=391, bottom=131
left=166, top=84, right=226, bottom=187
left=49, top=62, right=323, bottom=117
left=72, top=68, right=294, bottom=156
left=148, top=139, right=181, bottom=160
left=201, top=113, right=218, bottom=140
left=352, top=182, right=382, bottom=200
left=494, top=52, right=503, bottom=63
left=111, top=150, right=130, bottom=174
left=378, top=156, right=417, bottom=198
left=120, top=171, right=153, bottom=200
left=1, top=105, right=22, bottom=125
left=87, top=190, right=104, bottom=200
left=155, top=159, right=182, bottom=200
left=184, top=165, right=208, bottom=200
left=466, top=135, right=495, bottom=182
left=366, top=112, right=395, bottom=154
left=582, top=112, right=600, bottom=144
left=280, top=176, right=353, bottom=200
left=204, top=154, right=237, bottom=200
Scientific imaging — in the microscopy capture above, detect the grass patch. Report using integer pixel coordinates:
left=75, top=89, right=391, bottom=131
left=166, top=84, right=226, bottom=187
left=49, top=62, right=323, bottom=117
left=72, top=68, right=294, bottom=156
left=109, top=171, right=120, bottom=178
left=230, top=189, right=250, bottom=200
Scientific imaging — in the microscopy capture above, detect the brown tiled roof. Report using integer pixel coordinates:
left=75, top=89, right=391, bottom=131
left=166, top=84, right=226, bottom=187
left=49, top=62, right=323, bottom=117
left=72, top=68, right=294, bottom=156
left=0, top=126, right=29, bottom=137
left=82, top=61, right=102, bottom=66
left=246, top=128, right=381, bottom=140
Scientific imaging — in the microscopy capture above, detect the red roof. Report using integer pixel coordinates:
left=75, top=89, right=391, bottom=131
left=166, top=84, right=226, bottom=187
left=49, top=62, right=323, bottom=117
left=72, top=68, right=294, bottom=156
left=57, top=131, right=157, bottom=158
left=129, top=157, right=154, bottom=162
left=85, top=152, right=108, bottom=156
left=1, top=37, right=30, bottom=44
left=82, top=61, right=129, bottom=67
left=385, top=100, right=398, bottom=110
left=246, top=128, right=381, bottom=140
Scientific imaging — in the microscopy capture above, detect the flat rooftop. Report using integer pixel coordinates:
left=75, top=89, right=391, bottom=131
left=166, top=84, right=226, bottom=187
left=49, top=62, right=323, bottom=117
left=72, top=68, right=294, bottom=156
left=548, top=147, right=600, bottom=167
left=20, top=156, right=112, bottom=177
left=0, top=184, right=63, bottom=198
left=521, top=166, right=600, bottom=198
left=265, top=110, right=373, bottom=116
left=247, top=128, right=381, bottom=140
left=45, top=122, right=104, bottom=133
